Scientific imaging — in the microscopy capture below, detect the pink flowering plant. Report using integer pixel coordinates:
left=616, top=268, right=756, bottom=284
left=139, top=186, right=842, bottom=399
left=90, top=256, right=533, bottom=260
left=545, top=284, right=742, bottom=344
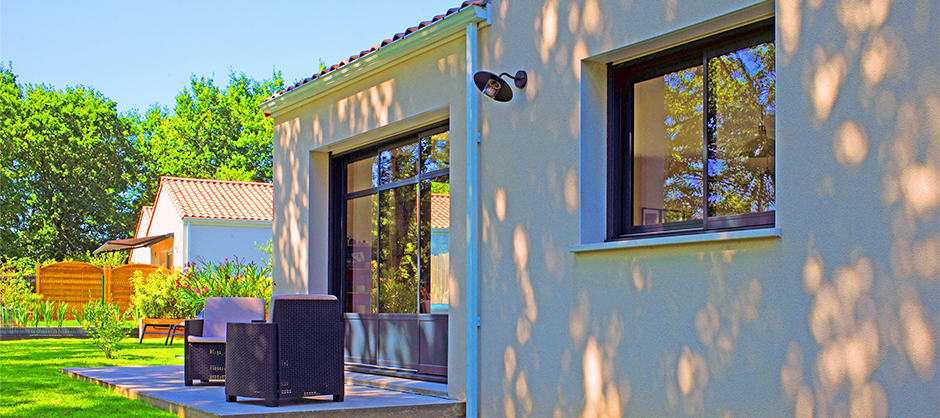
left=175, top=257, right=273, bottom=317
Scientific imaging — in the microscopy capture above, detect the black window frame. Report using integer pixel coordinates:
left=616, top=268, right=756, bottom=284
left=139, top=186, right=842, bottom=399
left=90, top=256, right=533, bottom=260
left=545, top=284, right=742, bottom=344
left=607, top=19, right=775, bottom=240
left=328, top=122, right=450, bottom=313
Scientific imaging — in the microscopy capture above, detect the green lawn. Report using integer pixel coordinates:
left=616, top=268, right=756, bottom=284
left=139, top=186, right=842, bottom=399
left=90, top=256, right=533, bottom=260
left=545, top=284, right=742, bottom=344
left=1, top=337, right=183, bottom=417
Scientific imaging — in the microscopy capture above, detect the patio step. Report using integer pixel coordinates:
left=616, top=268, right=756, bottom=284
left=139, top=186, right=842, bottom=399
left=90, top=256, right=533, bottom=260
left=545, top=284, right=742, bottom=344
left=62, top=365, right=465, bottom=417
left=344, top=370, right=450, bottom=398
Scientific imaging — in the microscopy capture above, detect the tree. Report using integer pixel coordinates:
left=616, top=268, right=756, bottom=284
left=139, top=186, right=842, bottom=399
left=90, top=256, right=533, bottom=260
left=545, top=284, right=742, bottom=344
left=661, top=41, right=776, bottom=221
left=1, top=65, right=142, bottom=259
left=135, top=71, right=284, bottom=204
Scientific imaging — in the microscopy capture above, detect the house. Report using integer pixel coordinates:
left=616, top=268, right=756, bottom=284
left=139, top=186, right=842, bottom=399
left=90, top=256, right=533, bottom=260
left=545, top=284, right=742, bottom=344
left=126, top=176, right=273, bottom=269
left=262, top=0, right=938, bottom=416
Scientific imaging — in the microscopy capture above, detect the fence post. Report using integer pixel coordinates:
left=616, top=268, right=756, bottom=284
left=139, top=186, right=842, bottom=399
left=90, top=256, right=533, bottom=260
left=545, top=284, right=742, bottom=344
left=35, top=263, right=41, bottom=295
left=104, top=266, right=112, bottom=304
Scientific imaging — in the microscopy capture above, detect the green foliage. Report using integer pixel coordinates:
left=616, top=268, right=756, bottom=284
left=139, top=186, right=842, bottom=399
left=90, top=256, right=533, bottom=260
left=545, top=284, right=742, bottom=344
left=135, top=71, right=284, bottom=205
left=56, top=302, right=68, bottom=327
left=1, top=64, right=142, bottom=260
left=1, top=65, right=283, bottom=262
left=430, top=182, right=450, bottom=194
left=129, top=268, right=187, bottom=319
left=0, top=255, right=57, bottom=277
left=176, top=258, right=273, bottom=318
left=67, top=250, right=129, bottom=268
left=255, top=239, right=273, bottom=271
left=12, top=307, right=29, bottom=327
left=0, top=275, right=42, bottom=326
left=75, top=299, right=130, bottom=359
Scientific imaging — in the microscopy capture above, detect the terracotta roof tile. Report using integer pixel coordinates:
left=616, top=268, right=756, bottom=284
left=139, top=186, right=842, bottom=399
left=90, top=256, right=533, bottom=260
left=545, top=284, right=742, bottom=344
left=158, top=176, right=273, bottom=222
left=264, top=0, right=487, bottom=104
left=430, top=193, right=450, bottom=229
left=136, top=206, right=154, bottom=236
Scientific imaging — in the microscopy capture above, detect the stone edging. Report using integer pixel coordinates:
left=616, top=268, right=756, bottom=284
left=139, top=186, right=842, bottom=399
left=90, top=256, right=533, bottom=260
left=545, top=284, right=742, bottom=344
left=0, top=327, right=138, bottom=340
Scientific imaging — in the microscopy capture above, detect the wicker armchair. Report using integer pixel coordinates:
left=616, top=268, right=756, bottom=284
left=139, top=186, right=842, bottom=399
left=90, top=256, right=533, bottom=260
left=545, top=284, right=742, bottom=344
left=183, top=297, right=266, bottom=386
left=225, top=294, right=345, bottom=406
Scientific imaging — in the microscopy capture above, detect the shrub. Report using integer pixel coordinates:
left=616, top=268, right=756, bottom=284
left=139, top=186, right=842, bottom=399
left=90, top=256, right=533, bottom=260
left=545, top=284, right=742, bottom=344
left=75, top=299, right=130, bottom=359
left=68, top=250, right=129, bottom=268
left=176, top=257, right=273, bottom=318
left=129, top=268, right=187, bottom=319
left=0, top=275, right=43, bottom=326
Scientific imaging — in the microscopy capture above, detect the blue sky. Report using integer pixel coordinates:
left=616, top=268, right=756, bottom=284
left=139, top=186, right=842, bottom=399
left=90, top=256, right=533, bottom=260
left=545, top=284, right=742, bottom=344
left=1, top=0, right=462, bottom=114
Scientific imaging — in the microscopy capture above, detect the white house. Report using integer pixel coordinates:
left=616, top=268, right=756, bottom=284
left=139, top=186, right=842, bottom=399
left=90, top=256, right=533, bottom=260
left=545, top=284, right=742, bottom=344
left=263, top=0, right=938, bottom=416
left=126, top=176, right=273, bottom=269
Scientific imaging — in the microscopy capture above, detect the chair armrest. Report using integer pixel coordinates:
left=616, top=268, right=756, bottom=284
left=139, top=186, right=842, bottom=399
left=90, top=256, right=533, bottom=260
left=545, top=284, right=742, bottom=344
left=184, top=319, right=204, bottom=339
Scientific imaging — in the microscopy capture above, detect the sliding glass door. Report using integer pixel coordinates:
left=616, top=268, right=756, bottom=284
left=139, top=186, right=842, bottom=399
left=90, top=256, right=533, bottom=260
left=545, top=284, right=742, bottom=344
left=336, top=123, right=449, bottom=376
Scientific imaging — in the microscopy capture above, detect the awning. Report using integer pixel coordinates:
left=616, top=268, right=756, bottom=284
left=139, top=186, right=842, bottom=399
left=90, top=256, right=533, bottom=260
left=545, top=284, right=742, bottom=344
left=93, top=233, right=173, bottom=254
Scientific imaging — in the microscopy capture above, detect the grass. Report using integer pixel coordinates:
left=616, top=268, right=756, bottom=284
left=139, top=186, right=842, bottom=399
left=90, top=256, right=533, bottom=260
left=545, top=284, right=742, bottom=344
left=1, top=337, right=183, bottom=417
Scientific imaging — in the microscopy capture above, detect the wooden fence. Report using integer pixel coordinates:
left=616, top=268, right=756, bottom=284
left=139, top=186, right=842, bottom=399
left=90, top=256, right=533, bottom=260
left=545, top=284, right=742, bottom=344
left=35, top=262, right=167, bottom=318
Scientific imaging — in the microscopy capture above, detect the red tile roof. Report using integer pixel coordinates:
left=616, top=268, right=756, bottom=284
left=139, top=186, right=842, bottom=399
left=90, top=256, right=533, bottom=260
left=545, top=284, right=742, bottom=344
left=431, top=193, right=450, bottom=229
left=136, top=206, right=154, bottom=236
left=264, top=0, right=487, bottom=104
left=157, top=176, right=273, bottom=222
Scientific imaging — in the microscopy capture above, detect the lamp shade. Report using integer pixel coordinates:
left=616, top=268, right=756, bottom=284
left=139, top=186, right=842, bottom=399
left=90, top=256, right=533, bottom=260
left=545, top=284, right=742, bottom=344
left=473, top=71, right=513, bottom=102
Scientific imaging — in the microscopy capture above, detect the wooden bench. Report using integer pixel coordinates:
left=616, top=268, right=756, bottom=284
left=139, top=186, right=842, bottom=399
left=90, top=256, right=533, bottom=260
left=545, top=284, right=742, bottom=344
left=139, top=321, right=185, bottom=345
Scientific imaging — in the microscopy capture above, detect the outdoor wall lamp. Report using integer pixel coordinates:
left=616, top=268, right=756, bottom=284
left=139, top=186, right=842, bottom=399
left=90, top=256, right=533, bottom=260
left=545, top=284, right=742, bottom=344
left=473, top=70, right=527, bottom=102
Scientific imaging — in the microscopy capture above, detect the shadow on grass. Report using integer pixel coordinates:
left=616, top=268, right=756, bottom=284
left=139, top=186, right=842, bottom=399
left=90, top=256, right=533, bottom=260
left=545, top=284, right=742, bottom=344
left=1, top=337, right=183, bottom=418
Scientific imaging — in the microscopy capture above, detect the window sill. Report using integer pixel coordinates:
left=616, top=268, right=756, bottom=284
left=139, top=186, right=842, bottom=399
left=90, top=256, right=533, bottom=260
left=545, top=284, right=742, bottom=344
left=570, top=227, right=781, bottom=253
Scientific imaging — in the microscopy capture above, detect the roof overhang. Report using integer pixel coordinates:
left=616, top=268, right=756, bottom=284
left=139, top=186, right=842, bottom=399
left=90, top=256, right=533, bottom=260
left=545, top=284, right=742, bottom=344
left=93, top=233, right=174, bottom=254
left=260, top=4, right=489, bottom=119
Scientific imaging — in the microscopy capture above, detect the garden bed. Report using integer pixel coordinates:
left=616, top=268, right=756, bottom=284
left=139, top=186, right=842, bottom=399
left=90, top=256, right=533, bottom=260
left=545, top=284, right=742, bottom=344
left=0, top=327, right=137, bottom=340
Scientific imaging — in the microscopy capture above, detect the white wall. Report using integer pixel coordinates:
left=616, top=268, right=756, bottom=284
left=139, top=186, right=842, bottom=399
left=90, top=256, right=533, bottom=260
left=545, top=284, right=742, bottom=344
left=185, top=220, right=272, bottom=268
left=128, top=245, right=151, bottom=264
left=146, top=187, right=184, bottom=268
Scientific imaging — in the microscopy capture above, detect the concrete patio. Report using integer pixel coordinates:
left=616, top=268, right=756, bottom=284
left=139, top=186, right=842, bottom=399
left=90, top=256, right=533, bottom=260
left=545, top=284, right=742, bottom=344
left=61, top=365, right=465, bottom=417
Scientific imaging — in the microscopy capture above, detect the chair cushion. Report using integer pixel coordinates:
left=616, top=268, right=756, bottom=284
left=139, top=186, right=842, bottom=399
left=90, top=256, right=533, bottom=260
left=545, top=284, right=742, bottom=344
left=202, top=297, right=266, bottom=339
left=187, top=335, right=226, bottom=344
left=267, top=294, right=337, bottom=323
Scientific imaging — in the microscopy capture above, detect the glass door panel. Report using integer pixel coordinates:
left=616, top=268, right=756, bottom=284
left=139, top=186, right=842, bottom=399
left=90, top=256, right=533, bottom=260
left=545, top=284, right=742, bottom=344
left=378, top=184, right=419, bottom=314
left=347, top=155, right=379, bottom=193
left=421, top=175, right=449, bottom=314
left=345, top=195, right=377, bottom=314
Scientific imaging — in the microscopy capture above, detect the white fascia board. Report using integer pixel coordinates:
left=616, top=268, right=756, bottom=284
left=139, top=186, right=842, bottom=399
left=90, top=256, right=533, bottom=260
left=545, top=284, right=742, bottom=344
left=183, top=218, right=273, bottom=228
left=261, top=5, right=488, bottom=118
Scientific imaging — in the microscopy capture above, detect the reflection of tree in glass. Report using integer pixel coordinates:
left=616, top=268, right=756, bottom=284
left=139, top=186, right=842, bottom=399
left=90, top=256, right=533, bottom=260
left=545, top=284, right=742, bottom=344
left=421, top=131, right=450, bottom=173
left=369, top=132, right=450, bottom=314
left=663, top=66, right=705, bottom=223
left=378, top=186, right=418, bottom=313
left=661, top=42, right=775, bottom=221
left=707, top=42, right=775, bottom=217
left=380, top=142, right=419, bottom=184
left=419, top=175, right=448, bottom=311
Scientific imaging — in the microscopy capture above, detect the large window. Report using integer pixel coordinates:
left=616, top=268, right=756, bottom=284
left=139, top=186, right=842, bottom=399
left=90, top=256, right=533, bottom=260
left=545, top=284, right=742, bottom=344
left=338, top=124, right=450, bottom=314
left=608, top=20, right=775, bottom=238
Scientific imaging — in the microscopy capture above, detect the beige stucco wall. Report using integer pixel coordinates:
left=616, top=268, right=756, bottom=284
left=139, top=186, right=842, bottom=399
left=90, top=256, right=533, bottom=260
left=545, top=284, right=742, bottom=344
left=476, top=0, right=938, bottom=416
left=269, top=0, right=938, bottom=415
left=269, top=35, right=473, bottom=399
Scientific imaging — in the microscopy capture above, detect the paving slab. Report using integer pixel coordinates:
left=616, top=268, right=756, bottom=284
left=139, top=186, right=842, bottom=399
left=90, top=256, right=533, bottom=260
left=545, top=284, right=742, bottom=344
left=62, top=365, right=464, bottom=418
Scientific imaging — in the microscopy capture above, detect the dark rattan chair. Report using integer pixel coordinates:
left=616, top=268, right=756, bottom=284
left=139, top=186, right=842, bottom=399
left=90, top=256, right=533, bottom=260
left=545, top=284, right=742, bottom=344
left=183, top=297, right=265, bottom=386
left=225, top=294, right=345, bottom=406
